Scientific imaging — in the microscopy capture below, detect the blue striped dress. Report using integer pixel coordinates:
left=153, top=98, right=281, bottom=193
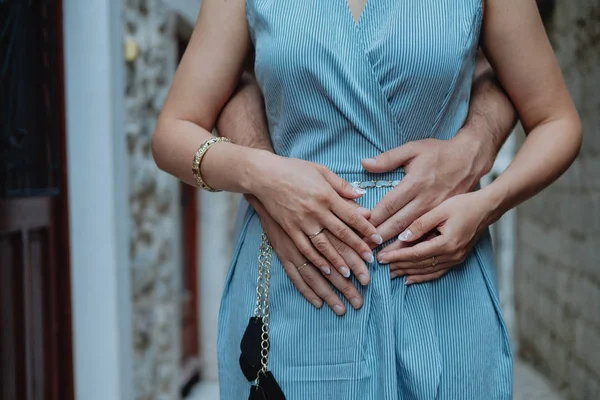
left=218, top=1, right=513, bottom=398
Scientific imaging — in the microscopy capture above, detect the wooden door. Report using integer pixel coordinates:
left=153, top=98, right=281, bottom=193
left=180, top=182, right=201, bottom=395
left=0, top=1, right=74, bottom=400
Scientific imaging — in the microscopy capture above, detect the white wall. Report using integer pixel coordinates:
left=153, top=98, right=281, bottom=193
left=63, top=0, right=133, bottom=399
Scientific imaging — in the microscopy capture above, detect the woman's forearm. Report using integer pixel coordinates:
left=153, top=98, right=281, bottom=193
left=152, top=116, right=273, bottom=192
left=481, top=115, right=582, bottom=225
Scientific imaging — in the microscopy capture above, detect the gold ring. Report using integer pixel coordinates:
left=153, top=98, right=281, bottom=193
left=431, top=256, right=439, bottom=267
left=308, top=227, right=325, bottom=239
left=296, top=261, right=310, bottom=272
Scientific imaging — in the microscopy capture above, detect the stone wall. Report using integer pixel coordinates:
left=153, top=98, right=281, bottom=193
left=515, top=1, right=600, bottom=399
left=123, top=1, right=182, bottom=399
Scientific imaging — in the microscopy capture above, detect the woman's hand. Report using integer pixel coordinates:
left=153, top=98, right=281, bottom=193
left=248, top=154, right=381, bottom=275
left=246, top=195, right=369, bottom=315
left=362, top=135, right=493, bottom=245
left=376, top=192, right=494, bottom=284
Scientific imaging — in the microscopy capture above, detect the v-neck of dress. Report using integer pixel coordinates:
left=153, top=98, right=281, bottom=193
left=343, top=0, right=372, bottom=27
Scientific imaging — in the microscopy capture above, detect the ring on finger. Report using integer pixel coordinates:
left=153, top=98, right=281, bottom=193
left=431, top=256, right=439, bottom=267
left=308, top=227, right=326, bottom=239
left=296, top=261, right=310, bottom=272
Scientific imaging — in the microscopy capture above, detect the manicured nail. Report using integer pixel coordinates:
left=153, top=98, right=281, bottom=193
left=339, top=266, right=350, bottom=278
left=312, top=299, right=323, bottom=308
left=404, top=278, right=414, bottom=285
left=370, top=234, right=383, bottom=245
left=353, top=187, right=367, bottom=195
left=362, top=158, right=377, bottom=167
left=358, top=273, right=369, bottom=285
left=321, top=266, right=331, bottom=275
left=350, top=297, right=362, bottom=309
left=377, top=252, right=387, bottom=263
left=333, top=304, right=345, bottom=315
left=362, top=252, right=375, bottom=263
left=398, top=229, right=413, bottom=241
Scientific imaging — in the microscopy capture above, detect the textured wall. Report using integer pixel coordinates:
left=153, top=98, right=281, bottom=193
left=122, top=1, right=182, bottom=399
left=515, top=1, right=600, bottom=399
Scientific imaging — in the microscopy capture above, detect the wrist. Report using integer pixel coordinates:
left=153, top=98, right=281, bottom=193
left=240, top=149, right=281, bottom=194
left=476, top=183, right=508, bottom=227
left=451, top=127, right=496, bottom=179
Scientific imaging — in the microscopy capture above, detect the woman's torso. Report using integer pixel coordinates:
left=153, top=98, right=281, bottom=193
left=247, top=0, right=483, bottom=173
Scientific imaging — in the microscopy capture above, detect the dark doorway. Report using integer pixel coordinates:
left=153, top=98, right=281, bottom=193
left=176, top=36, right=202, bottom=397
left=0, top=1, right=74, bottom=400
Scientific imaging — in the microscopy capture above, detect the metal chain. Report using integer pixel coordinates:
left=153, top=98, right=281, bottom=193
left=254, top=233, right=272, bottom=384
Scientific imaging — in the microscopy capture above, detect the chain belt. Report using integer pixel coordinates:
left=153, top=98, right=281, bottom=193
left=349, top=179, right=401, bottom=189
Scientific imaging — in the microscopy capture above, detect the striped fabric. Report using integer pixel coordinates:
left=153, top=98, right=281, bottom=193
left=218, top=1, right=513, bottom=399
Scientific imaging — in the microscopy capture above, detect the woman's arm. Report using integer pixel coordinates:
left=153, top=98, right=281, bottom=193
left=152, top=0, right=254, bottom=189
left=478, top=0, right=581, bottom=218
left=377, top=0, right=581, bottom=282
left=152, top=0, right=379, bottom=274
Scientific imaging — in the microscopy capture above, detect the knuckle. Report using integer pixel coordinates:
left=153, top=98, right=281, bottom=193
left=391, top=218, right=408, bottom=234
left=383, top=200, right=397, bottom=217
left=333, top=240, right=347, bottom=254
left=340, top=284, right=357, bottom=299
left=335, top=226, right=350, bottom=240
left=322, top=292, right=340, bottom=305
left=411, top=250, right=424, bottom=261
left=302, top=271, right=318, bottom=286
left=346, top=212, right=360, bottom=226
left=314, top=239, right=329, bottom=253
left=297, top=245, right=313, bottom=257
left=411, top=220, right=424, bottom=233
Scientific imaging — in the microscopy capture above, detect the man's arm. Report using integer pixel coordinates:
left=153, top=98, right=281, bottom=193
left=216, top=71, right=272, bottom=151
left=456, top=50, right=518, bottom=177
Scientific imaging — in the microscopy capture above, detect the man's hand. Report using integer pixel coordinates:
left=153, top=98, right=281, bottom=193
left=363, top=133, right=492, bottom=244
left=363, top=50, right=517, bottom=251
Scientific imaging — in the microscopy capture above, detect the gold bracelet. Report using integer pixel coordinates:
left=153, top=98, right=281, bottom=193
left=191, top=137, right=232, bottom=192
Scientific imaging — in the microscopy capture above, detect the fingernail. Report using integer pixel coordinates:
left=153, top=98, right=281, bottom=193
left=398, top=229, right=413, bottom=241
left=321, top=266, right=331, bottom=275
left=358, top=273, right=369, bottom=285
left=339, top=266, right=350, bottom=278
left=362, top=158, right=376, bottom=166
left=362, top=252, right=375, bottom=263
left=370, top=234, right=383, bottom=245
left=350, top=297, right=362, bottom=309
left=377, top=252, right=387, bottom=263
left=333, top=304, right=345, bottom=315
left=353, top=187, right=367, bottom=195
left=312, top=299, right=323, bottom=308
left=405, top=278, right=414, bottom=286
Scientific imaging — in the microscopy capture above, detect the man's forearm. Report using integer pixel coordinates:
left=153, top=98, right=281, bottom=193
left=216, top=72, right=274, bottom=152
left=454, top=50, right=518, bottom=177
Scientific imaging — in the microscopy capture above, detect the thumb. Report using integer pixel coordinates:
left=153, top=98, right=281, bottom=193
left=321, top=168, right=366, bottom=199
left=362, top=144, right=417, bottom=173
left=398, top=209, right=443, bottom=243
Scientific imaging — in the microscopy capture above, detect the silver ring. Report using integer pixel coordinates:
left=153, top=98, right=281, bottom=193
left=308, top=227, right=325, bottom=240
left=431, top=256, right=439, bottom=267
left=296, top=261, right=310, bottom=272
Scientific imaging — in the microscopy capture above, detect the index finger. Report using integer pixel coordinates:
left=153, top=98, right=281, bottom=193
left=377, top=235, right=446, bottom=264
left=330, top=199, right=382, bottom=245
left=369, top=180, right=416, bottom=226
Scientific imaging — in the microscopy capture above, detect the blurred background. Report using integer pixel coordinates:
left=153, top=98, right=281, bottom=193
left=0, top=0, right=598, bottom=399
